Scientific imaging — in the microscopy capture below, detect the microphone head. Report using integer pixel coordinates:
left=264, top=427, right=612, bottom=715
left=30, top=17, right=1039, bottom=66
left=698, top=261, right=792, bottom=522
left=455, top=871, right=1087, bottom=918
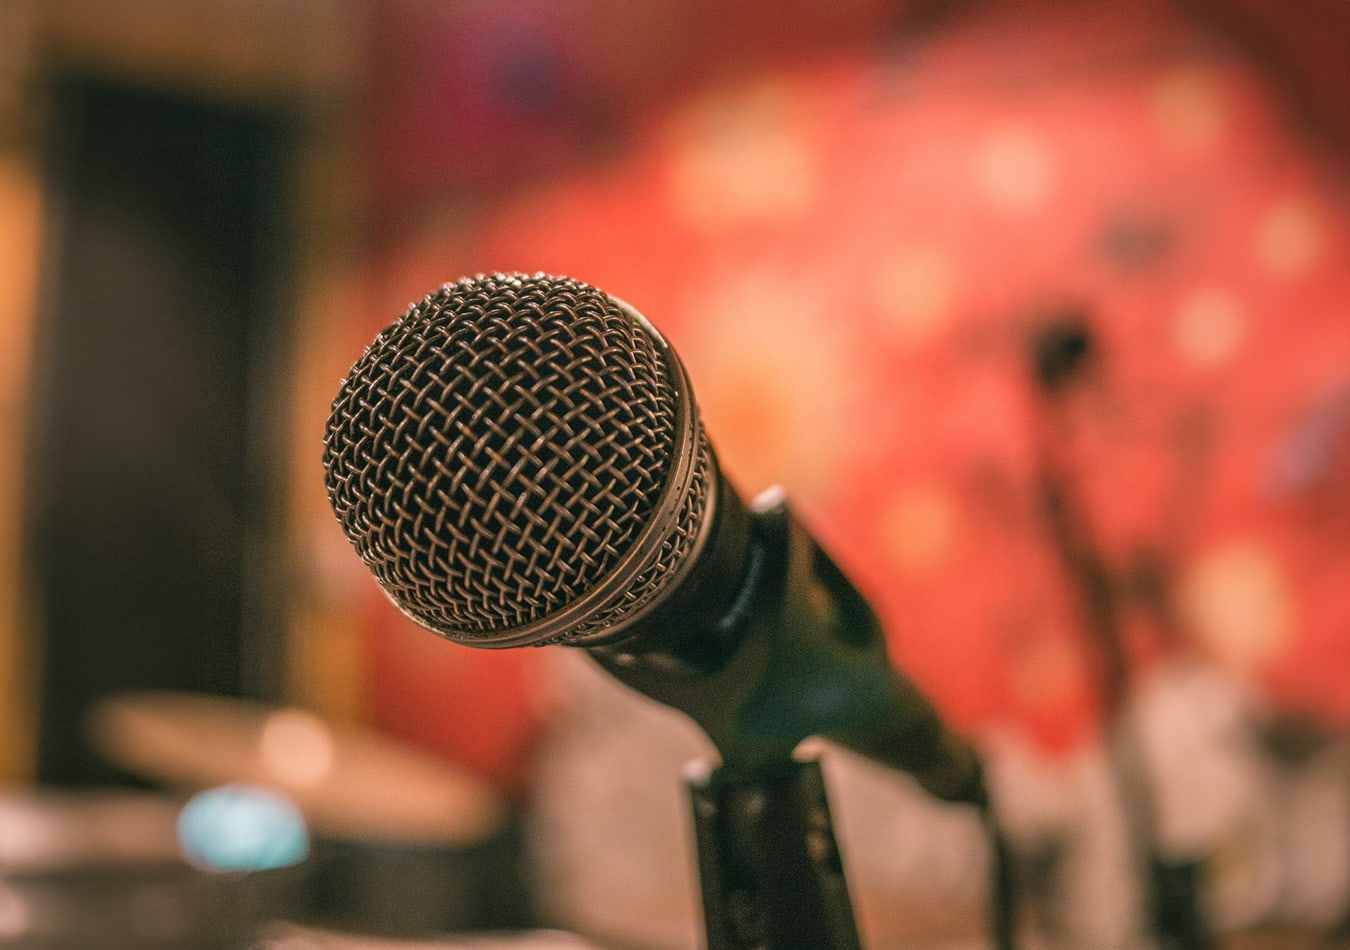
left=322, top=273, right=715, bottom=647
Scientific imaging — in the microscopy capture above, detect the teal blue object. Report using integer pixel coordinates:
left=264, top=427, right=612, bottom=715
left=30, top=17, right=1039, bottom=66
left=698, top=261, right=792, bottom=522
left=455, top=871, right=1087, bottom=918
left=177, top=784, right=309, bottom=872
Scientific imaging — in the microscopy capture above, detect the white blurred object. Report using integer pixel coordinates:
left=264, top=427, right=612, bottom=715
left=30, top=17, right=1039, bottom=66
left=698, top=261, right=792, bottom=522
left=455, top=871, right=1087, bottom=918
left=1133, top=659, right=1350, bottom=931
left=809, top=740, right=990, bottom=946
left=989, top=658, right=1350, bottom=946
left=527, top=651, right=709, bottom=950
left=984, top=730, right=1150, bottom=950
left=0, top=788, right=182, bottom=870
left=1130, top=660, right=1282, bottom=931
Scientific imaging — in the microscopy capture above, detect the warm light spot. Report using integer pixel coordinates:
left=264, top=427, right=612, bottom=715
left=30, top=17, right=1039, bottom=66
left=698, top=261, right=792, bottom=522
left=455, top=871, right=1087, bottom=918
left=1255, top=195, right=1325, bottom=279
left=260, top=709, right=336, bottom=788
left=1179, top=541, right=1293, bottom=671
left=879, top=485, right=961, bottom=577
left=666, top=81, right=818, bottom=229
left=1173, top=287, right=1246, bottom=369
left=1010, top=630, right=1089, bottom=713
left=872, top=246, right=958, bottom=341
left=709, top=374, right=795, bottom=491
left=679, top=276, right=853, bottom=497
left=1151, top=67, right=1228, bottom=155
left=974, top=127, right=1056, bottom=214
left=0, top=157, right=43, bottom=403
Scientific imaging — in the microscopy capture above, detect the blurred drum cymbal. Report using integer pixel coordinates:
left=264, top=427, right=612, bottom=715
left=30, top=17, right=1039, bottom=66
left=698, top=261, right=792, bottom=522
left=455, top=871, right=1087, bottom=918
left=89, top=691, right=508, bottom=848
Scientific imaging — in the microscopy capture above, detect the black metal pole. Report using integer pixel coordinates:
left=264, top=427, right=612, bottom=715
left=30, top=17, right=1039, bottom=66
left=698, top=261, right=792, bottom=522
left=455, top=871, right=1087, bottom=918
left=689, top=758, right=862, bottom=950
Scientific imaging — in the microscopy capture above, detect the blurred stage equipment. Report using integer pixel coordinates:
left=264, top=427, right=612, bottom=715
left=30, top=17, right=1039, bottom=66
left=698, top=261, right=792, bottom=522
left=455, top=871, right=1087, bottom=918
left=1029, top=316, right=1211, bottom=950
left=90, top=692, right=526, bottom=938
left=322, top=273, right=1014, bottom=949
left=177, top=784, right=310, bottom=874
left=0, top=788, right=278, bottom=949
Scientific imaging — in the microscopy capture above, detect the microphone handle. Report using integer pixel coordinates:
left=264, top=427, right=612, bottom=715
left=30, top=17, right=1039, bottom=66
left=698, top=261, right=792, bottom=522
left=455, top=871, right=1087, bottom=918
left=594, top=491, right=986, bottom=806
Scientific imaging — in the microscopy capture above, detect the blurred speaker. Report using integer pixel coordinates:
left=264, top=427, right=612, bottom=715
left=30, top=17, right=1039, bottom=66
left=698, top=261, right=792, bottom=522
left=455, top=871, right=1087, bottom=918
left=26, top=72, right=296, bottom=785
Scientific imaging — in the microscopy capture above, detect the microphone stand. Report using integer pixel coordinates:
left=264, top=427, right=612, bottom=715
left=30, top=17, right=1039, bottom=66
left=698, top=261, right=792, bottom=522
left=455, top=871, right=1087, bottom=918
left=688, top=757, right=861, bottom=950
left=594, top=492, right=1015, bottom=950
left=1034, top=419, right=1211, bottom=950
left=1028, top=319, right=1211, bottom=950
left=686, top=757, right=1018, bottom=950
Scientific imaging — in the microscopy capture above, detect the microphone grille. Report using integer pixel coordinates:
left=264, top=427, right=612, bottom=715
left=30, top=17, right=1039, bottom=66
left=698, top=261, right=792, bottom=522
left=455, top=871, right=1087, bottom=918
left=322, top=273, right=705, bottom=644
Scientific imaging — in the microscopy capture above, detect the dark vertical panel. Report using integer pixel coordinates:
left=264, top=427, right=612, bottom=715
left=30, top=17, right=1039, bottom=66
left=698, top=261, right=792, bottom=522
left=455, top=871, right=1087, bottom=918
left=28, top=74, right=293, bottom=785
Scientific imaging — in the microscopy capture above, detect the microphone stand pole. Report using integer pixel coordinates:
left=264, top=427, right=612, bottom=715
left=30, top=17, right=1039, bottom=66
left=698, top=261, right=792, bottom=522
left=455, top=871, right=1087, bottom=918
left=1035, top=412, right=1210, bottom=950
left=1028, top=320, right=1210, bottom=950
left=688, top=757, right=861, bottom=950
left=685, top=754, right=1019, bottom=950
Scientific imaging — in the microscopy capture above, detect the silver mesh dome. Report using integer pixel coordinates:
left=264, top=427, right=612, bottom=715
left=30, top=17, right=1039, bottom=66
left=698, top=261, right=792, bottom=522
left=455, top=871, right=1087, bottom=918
left=322, top=273, right=712, bottom=645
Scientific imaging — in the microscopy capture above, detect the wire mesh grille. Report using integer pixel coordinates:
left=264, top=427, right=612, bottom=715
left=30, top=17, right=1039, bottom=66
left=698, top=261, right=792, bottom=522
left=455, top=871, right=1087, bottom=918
left=552, top=428, right=712, bottom=643
left=322, top=273, right=687, bottom=641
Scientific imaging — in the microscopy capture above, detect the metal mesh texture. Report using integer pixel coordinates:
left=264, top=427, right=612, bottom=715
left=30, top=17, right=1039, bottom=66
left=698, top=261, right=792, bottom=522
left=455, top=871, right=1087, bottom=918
left=549, top=428, right=711, bottom=643
left=322, top=273, right=700, bottom=642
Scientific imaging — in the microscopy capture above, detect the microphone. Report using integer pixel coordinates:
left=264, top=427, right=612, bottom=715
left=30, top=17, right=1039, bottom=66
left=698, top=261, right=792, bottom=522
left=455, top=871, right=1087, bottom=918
left=323, top=272, right=984, bottom=804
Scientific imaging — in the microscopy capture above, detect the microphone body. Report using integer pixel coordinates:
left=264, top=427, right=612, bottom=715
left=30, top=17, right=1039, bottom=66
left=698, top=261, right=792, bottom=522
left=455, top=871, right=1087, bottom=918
left=592, top=476, right=983, bottom=802
left=323, top=273, right=983, bottom=803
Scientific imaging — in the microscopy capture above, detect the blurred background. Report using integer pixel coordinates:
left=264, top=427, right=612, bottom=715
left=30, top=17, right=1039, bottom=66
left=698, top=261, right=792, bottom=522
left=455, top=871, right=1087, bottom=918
left=0, top=0, right=1348, bottom=947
